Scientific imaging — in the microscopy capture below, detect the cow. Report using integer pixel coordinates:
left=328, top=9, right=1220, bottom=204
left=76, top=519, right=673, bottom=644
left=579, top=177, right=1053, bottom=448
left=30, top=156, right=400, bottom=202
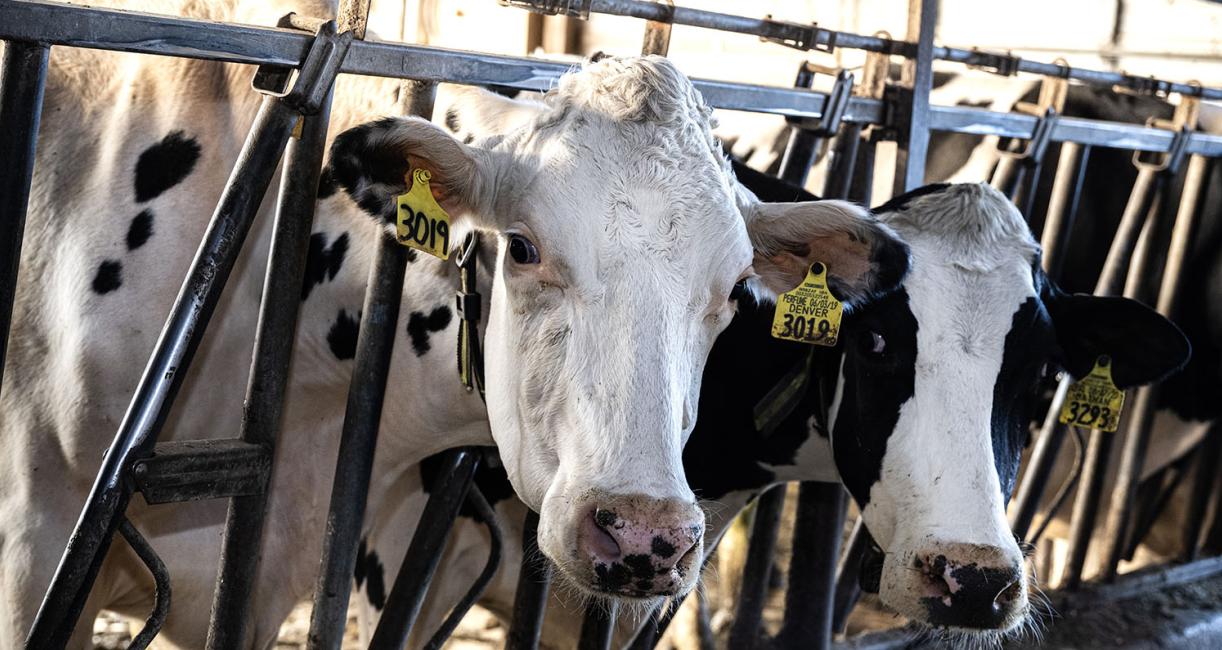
left=352, top=85, right=1191, bottom=648
left=0, top=1, right=912, bottom=646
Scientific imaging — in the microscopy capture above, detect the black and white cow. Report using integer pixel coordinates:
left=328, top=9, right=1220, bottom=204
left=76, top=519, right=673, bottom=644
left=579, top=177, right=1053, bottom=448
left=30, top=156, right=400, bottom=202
left=354, top=87, right=1189, bottom=647
left=0, top=2, right=911, bottom=646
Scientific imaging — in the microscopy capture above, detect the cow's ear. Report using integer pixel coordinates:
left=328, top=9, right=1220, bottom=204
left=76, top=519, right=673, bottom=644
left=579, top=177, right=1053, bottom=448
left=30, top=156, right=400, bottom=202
left=739, top=186, right=910, bottom=305
left=1043, top=282, right=1190, bottom=389
left=327, top=116, right=501, bottom=228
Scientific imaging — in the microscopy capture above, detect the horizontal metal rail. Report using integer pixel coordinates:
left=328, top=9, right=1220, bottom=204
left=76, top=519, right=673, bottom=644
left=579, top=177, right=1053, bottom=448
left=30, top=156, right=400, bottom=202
left=501, top=0, right=1222, bottom=100
left=4, top=0, right=1222, bottom=158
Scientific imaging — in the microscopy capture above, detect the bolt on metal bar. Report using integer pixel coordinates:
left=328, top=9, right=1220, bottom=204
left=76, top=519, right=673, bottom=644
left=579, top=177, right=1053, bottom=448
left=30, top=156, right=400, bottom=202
left=118, top=518, right=171, bottom=650
left=506, top=511, right=552, bottom=650
left=304, top=78, right=434, bottom=650
left=0, top=40, right=48, bottom=400
left=205, top=86, right=336, bottom=648
left=26, top=91, right=302, bottom=648
left=369, top=448, right=482, bottom=650
left=727, top=485, right=786, bottom=650
left=1099, top=153, right=1212, bottom=581
left=578, top=601, right=617, bottom=650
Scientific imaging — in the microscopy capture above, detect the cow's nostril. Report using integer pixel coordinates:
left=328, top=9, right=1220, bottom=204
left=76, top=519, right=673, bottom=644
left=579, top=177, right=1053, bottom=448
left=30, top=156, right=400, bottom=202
left=994, top=578, right=1022, bottom=609
left=587, top=509, right=622, bottom=560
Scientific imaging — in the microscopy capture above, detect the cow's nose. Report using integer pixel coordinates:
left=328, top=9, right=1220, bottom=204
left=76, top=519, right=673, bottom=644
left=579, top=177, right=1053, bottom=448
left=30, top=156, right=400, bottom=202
left=577, top=496, right=703, bottom=597
left=914, top=543, right=1025, bottom=629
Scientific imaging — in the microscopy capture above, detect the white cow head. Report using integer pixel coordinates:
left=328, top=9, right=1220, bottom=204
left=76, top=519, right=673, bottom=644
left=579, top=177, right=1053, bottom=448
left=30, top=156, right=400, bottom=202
left=325, top=56, right=909, bottom=598
left=829, top=183, right=1189, bottom=633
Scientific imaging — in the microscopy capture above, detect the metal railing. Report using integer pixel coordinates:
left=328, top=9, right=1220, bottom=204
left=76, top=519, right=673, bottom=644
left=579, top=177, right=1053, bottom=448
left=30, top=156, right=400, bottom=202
left=1, top=0, right=1220, bottom=648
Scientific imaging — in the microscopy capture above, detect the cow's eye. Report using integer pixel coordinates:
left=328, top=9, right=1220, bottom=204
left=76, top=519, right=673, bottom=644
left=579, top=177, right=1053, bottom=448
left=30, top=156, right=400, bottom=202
left=864, top=331, right=886, bottom=355
left=508, top=234, right=540, bottom=264
left=729, top=279, right=749, bottom=302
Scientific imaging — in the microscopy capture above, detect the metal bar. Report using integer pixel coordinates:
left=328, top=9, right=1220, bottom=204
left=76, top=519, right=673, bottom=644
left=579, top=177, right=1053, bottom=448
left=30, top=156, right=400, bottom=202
left=776, top=482, right=848, bottom=650
left=0, top=40, right=48, bottom=399
left=131, top=439, right=272, bottom=504
left=891, top=0, right=937, bottom=194
left=1099, top=153, right=1211, bottom=581
left=26, top=94, right=299, bottom=648
left=1011, top=384, right=1071, bottom=540
left=832, top=517, right=868, bottom=633
left=823, top=123, right=863, bottom=200
left=728, top=485, right=786, bottom=650
left=777, top=64, right=820, bottom=188
left=205, top=89, right=334, bottom=648
left=506, top=510, right=552, bottom=650
left=5, top=2, right=1222, bottom=156
left=1039, top=142, right=1089, bottom=279
left=1062, top=166, right=1163, bottom=589
left=117, top=519, right=170, bottom=650
left=370, top=449, right=481, bottom=650
left=1182, top=424, right=1222, bottom=561
left=423, top=484, right=504, bottom=650
left=578, top=602, right=617, bottom=650
left=306, top=79, right=434, bottom=650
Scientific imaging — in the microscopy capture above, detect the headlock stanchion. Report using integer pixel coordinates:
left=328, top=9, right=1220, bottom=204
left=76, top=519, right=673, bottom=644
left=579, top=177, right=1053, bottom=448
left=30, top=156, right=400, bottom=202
left=25, top=21, right=348, bottom=647
left=305, top=77, right=437, bottom=650
left=578, top=602, right=618, bottom=650
left=506, top=511, right=552, bottom=650
left=1183, top=422, right=1222, bottom=561
left=727, top=485, right=786, bottom=649
left=0, top=40, right=49, bottom=398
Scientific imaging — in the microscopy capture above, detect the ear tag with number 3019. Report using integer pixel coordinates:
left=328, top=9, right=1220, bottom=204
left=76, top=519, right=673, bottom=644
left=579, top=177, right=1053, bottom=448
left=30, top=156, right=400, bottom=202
left=396, top=168, right=451, bottom=260
left=1059, top=355, right=1125, bottom=432
left=770, top=262, right=843, bottom=347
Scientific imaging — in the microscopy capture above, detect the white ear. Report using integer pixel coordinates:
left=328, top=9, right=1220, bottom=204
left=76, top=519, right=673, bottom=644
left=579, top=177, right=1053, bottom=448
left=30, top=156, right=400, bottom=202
left=437, top=85, right=547, bottom=142
left=327, top=116, right=505, bottom=228
left=738, top=185, right=910, bottom=305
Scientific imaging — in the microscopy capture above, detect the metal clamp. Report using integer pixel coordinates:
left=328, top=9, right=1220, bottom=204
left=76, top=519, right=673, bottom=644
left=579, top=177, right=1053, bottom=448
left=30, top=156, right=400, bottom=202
left=640, top=0, right=674, bottom=56
left=967, top=46, right=1022, bottom=76
left=760, top=16, right=835, bottom=53
left=251, top=20, right=353, bottom=114
left=1133, top=92, right=1198, bottom=174
left=789, top=67, right=855, bottom=137
left=498, top=0, right=592, bottom=19
left=999, top=107, right=1058, bottom=166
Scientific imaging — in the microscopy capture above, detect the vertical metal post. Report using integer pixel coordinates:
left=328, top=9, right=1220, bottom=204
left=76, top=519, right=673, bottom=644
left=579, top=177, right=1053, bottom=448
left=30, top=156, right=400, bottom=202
left=1182, top=424, right=1222, bottom=561
left=891, top=0, right=938, bottom=193
left=506, top=511, right=552, bottom=650
left=0, top=40, right=49, bottom=397
left=578, top=602, right=617, bottom=650
left=1099, top=154, right=1211, bottom=580
left=1062, top=165, right=1162, bottom=590
left=27, top=94, right=302, bottom=648
left=1039, top=142, right=1090, bottom=279
left=831, top=518, right=869, bottom=634
left=369, top=448, right=481, bottom=650
left=727, top=486, right=786, bottom=650
left=205, top=90, right=335, bottom=649
left=823, top=123, right=863, bottom=200
left=777, top=64, right=820, bottom=188
left=306, top=79, right=436, bottom=650
left=776, top=483, right=848, bottom=650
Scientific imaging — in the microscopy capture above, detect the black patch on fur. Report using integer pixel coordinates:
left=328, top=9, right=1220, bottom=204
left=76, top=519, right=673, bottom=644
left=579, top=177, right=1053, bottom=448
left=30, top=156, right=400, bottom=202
left=990, top=296, right=1055, bottom=500
left=302, top=232, right=350, bottom=301
left=329, top=119, right=413, bottom=223
left=406, top=306, right=453, bottom=355
left=831, top=288, right=919, bottom=508
left=316, top=166, right=338, bottom=200
left=353, top=539, right=386, bottom=610
left=419, top=451, right=516, bottom=522
left=92, top=260, right=123, bottom=294
left=651, top=536, right=676, bottom=559
left=871, top=183, right=951, bottom=214
left=134, top=131, right=201, bottom=202
left=126, top=209, right=154, bottom=250
left=444, top=107, right=461, bottom=133
left=327, top=309, right=360, bottom=360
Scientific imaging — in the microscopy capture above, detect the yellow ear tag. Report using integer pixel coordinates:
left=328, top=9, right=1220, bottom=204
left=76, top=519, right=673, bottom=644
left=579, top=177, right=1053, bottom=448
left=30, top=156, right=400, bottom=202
left=396, top=168, right=452, bottom=260
left=1059, top=355, right=1125, bottom=432
left=770, top=262, right=843, bottom=347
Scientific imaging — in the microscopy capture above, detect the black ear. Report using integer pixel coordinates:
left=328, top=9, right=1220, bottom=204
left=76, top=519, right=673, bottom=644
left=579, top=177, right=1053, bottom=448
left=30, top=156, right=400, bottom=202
left=1043, top=282, right=1191, bottom=389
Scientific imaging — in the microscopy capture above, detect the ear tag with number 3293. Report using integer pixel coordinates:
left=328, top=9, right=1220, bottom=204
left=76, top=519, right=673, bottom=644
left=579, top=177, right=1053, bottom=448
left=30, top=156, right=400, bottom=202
left=770, top=262, right=843, bottom=347
left=396, top=168, right=451, bottom=260
left=1059, top=355, right=1125, bottom=432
